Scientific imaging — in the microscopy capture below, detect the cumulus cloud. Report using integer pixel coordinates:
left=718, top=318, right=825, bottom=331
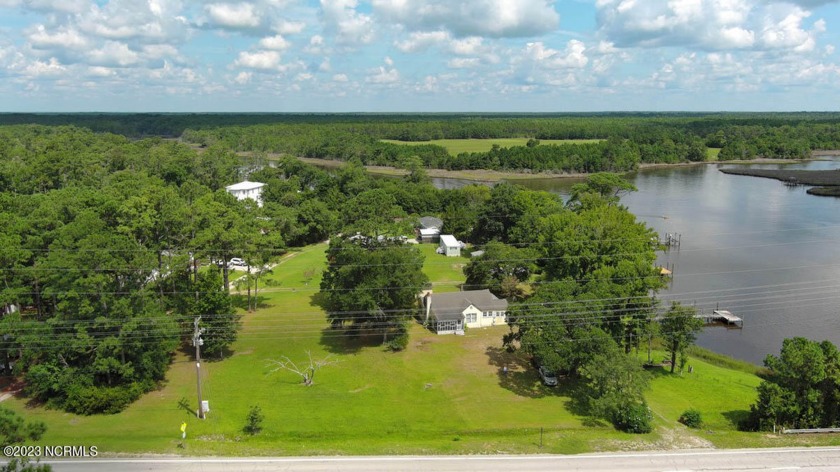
left=372, top=0, right=560, bottom=38
left=366, top=58, right=399, bottom=84
left=259, top=34, right=290, bottom=50
left=320, top=0, right=374, bottom=46
left=596, top=0, right=824, bottom=52
left=205, top=3, right=262, bottom=29
left=234, top=49, right=283, bottom=70
left=22, top=0, right=89, bottom=13
left=522, top=40, right=588, bottom=69
left=86, top=41, right=142, bottom=67
left=24, top=57, right=67, bottom=76
left=27, top=25, right=89, bottom=50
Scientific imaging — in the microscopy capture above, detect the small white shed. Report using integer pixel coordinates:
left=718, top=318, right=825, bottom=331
left=439, top=234, right=460, bottom=257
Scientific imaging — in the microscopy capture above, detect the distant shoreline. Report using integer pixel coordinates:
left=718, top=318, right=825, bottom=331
left=292, top=153, right=839, bottom=183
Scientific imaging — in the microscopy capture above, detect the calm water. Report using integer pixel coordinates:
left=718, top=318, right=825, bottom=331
left=441, top=161, right=840, bottom=364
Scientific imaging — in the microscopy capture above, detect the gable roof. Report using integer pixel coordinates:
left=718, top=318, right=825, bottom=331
left=225, top=180, right=265, bottom=191
left=429, top=289, right=508, bottom=321
left=440, top=234, right=459, bottom=247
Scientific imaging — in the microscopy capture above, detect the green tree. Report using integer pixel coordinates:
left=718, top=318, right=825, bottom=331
left=568, top=172, right=637, bottom=210
left=320, top=237, right=427, bottom=344
left=659, top=302, right=704, bottom=373
left=744, top=337, right=840, bottom=430
left=190, top=266, right=240, bottom=358
left=463, top=242, right=536, bottom=298
left=0, top=406, right=50, bottom=472
left=580, top=349, right=651, bottom=433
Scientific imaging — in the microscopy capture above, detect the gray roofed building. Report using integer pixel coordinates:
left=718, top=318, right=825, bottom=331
left=418, top=216, right=443, bottom=230
left=421, top=289, right=509, bottom=335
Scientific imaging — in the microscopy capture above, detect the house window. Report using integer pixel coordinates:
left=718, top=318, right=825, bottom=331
left=466, top=313, right=477, bottom=323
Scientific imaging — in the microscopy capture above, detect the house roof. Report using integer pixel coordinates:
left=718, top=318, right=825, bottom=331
left=429, top=289, right=508, bottom=321
left=419, top=216, right=443, bottom=230
left=419, top=228, right=440, bottom=236
left=225, top=180, right=265, bottom=191
left=440, top=234, right=459, bottom=247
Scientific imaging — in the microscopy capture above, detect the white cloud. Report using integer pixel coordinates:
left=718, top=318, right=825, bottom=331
left=332, top=73, right=348, bottom=82
left=87, top=41, right=141, bottom=67
left=76, top=0, right=189, bottom=43
left=596, top=0, right=824, bottom=52
left=447, top=57, right=481, bottom=68
left=27, top=25, right=88, bottom=50
left=274, top=20, right=306, bottom=35
left=24, top=57, right=66, bottom=76
left=206, top=3, right=262, bottom=29
left=372, top=0, right=560, bottom=38
left=522, top=40, right=588, bottom=69
left=366, top=61, right=399, bottom=84
left=23, top=0, right=88, bottom=13
left=320, top=0, right=374, bottom=46
left=234, top=71, right=252, bottom=84
left=259, top=34, right=290, bottom=50
left=758, top=5, right=819, bottom=52
left=395, top=31, right=449, bottom=53
left=87, top=66, right=117, bottom=77
left=234, top=49, right=282, bottom=70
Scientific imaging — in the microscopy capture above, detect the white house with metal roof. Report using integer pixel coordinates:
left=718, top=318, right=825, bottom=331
left=420, top=289, right=509, bottom=335
left=225, top=180, right=265, bottom=207
left=439, top=234, right=461, bottom=257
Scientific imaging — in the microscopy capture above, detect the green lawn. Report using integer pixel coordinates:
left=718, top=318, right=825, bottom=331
left=707, top=148, right=722, bottom=161
left=382, top=138, right=602, bottom=155
left=8, top=243, right=840, bottom=455
left=418, top=242, right=470, bottom=293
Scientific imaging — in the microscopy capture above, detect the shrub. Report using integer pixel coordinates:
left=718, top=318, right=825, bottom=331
left=612, top=402, right=653, bottom=434
left=679, top=409, right=703, bottom=428
left=243, top=405, right=264, bottom=435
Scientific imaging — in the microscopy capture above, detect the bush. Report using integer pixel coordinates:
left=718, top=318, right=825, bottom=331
left=243, top=405, right=264, bottom=435
left=612, top=402, right=653, bottom=434
left=679, top=409, right=703, bottom=428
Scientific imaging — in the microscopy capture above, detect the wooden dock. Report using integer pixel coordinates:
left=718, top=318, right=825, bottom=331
left=695, top=310, right=743, bottom=328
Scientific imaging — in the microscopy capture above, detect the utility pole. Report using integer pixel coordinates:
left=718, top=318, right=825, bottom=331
left=193, top=316, right=205, bottom=419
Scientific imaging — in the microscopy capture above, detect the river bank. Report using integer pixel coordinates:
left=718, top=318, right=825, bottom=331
left=719, top=167, right=840, bottom=197
left=295, top=156, right=830, bottom=183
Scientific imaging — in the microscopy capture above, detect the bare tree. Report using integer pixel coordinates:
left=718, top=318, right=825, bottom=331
left=267, top=351, right=338, bottom=386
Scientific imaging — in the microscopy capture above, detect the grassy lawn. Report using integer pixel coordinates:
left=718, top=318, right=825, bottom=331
left=8, top=243, right=840, bottom=455
left=418, top=243, right=470, bottom=293
left=381, top=138, right=603, bottom=155
left=707, top=148, right=722, bottom=161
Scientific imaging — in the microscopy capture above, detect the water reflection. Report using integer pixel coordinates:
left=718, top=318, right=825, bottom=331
left=443, top=160, right=840, bottom=364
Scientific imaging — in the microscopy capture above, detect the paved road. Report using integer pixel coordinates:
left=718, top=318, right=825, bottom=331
left=24, top=447, right=840, bottom=472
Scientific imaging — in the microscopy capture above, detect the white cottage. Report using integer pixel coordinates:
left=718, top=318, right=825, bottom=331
left=225, top=180, right=265, bottom=207
left=421, top=290, right=509, bottom=335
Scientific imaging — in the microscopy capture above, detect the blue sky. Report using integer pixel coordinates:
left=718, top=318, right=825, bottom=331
left=1, top=0, right=839, bottom=112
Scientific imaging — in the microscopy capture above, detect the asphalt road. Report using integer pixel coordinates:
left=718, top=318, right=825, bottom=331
left=21, top=447, right=840, bottom=472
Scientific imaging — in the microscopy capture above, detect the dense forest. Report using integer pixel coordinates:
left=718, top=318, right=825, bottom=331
left=2, top=113, right=840, bottom=174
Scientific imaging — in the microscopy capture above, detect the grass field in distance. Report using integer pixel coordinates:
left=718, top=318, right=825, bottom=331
left=381, top=138, right=603, bottom=155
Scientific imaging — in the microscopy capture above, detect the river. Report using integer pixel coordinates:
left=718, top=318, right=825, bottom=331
left=436, top=160, right=840, bottom=364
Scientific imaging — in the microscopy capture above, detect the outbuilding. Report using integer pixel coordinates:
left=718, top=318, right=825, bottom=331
left=439, top=234, right=461, bottom=257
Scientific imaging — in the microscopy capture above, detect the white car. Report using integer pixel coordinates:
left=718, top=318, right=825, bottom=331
left=228, top=258, right=246, bottom=267
left=538, top=366, right=558, bottom=387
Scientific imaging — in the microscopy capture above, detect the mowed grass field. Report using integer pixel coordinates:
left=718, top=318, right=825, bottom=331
left=8, top=243, right=840, bottom=455
left=381, top=138, right=602, bottom=155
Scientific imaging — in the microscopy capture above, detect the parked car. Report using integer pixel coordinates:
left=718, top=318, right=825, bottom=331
left=538, top=366, right=558, bottom=387
left=228, top=258, right=246, bottom=267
